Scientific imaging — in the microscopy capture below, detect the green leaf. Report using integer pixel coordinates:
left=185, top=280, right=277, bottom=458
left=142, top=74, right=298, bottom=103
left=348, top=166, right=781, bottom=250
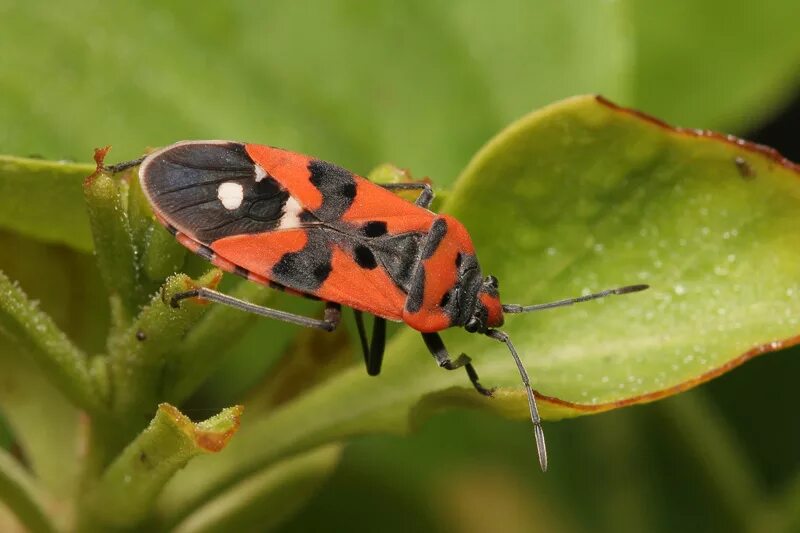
left=0, top=157, right=94, bottom=251
left=444, top=95, right=800, bottom=414
left=161, top=95, right=800, bottom=512
left=83, top=403, right=243, bottom=529
left=168, top=444, right=343, bottom=533
left=0, top=448, right=56, bottom=533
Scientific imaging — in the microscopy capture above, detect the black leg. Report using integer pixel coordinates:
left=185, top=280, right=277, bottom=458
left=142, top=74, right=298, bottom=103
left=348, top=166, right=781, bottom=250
left=170, top=287, right=341, bottom=332
left=353, top=310, right=386, bottom=376
left=380, top=182, right=434, bottom=208
left=421, top=332, right=493, bottom=396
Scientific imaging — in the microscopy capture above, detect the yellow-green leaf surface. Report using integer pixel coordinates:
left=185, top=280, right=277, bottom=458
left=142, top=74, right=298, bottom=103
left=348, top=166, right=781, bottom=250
left=162, top=95, right=800, bottom=512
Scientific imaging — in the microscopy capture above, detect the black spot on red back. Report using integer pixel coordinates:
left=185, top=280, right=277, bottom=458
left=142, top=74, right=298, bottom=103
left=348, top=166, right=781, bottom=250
left=363, top=221, right=388, bottom=237
left=354, top=244, right=378, bottom=269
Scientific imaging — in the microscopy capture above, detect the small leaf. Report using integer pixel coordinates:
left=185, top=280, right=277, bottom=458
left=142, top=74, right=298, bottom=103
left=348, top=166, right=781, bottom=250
left=0, top=156, right=94, bottom=251
left=168, top=444, right=342, bottom=533
left=85, top=403, right=243, bottom=528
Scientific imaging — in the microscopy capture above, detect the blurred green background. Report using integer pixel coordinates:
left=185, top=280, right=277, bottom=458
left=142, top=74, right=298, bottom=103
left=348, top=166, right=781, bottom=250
left=1, top=1, right=799, bottom=532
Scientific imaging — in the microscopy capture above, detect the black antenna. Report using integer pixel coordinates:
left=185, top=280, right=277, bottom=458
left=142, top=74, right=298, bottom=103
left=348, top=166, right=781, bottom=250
left=502, top=284, right=649, bottom=314
left=486, top=329, right=548, bottom=472
left=496, top=283, right=649, bottom=471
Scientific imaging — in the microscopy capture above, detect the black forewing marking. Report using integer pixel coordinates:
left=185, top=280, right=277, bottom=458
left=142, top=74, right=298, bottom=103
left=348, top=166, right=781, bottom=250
left=141, top=142, right=290, bottom=243
left=308, top=159, right=357, bottom=221
left=271, top=229, right=333, bottom=292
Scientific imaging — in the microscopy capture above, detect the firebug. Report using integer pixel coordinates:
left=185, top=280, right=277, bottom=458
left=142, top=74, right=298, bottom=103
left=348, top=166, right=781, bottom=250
left=108, top=141, right=648, bottom=471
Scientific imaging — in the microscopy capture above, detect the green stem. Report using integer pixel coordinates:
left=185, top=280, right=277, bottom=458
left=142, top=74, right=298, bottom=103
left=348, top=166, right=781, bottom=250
left=106, top=272, right=217, bottom=421
left=83, top=167, right=140, bottom=327
left=660, top=392, right=763, bottom=529
left=0, top=270, right=100, bottom=411
left=82, top=403, right=242, bottom=529
left=0, top=448, right=56, bottom=533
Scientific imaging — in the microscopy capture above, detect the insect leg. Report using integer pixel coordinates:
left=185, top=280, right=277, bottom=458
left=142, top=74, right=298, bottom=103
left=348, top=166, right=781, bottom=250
left=170, top=287, right=341, bottom=332
left=353, top=311, right=387, bottom=376
left=105, top=157, right=146, bottom=174
left=380, top=182, right=434, bottom=208
left=421, top=332, right=493, bottom=396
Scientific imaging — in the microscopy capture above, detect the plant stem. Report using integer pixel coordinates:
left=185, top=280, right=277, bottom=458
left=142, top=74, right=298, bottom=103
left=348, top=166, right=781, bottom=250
left=81, top=404, right=242, bottom=529
left=0, top=270, right=100, bottom=412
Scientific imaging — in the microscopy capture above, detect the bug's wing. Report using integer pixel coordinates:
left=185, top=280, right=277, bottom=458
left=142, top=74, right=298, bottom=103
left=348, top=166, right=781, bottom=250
left=139, top=141, right=293, bottom=245
left=141, top=141, right=437, bottom=319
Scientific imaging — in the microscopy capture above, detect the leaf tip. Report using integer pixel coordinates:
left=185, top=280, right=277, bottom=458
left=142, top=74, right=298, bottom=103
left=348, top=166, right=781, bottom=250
left=156, top=403, right=244, bottom=453
left=194, top=405, right=244, bottom=452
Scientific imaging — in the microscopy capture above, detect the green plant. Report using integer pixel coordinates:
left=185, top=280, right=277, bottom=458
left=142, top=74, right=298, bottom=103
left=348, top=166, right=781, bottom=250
left=1, top=94, right=798, bottom=531
left=2, top=2, right=800, bottom=532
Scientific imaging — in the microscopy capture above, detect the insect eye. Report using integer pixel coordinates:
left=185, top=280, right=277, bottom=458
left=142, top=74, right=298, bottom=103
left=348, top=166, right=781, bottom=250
left=487, top=275, right=499, bottom=289
left=464, top=316, right=480, bottom=333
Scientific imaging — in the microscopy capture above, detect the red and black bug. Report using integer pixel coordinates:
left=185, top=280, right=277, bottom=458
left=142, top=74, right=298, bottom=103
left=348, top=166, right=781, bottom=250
left=108, top=141, right=647, bottom=471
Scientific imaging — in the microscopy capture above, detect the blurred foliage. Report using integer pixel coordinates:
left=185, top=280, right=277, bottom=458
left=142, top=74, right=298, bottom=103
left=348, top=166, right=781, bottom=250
left=0, top=1, right=799, bottom=532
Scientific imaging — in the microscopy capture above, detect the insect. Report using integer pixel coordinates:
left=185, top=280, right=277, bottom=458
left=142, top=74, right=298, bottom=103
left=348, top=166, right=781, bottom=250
left=108, top=141, right=648, bottom=471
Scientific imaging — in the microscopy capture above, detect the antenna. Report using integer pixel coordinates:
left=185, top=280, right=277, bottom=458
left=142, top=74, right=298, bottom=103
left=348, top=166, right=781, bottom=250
left=502, top=284, right=648, bottom=314
left=495, top=283, right=649, bottom=471
left=486, top=329, right=548, bottom=472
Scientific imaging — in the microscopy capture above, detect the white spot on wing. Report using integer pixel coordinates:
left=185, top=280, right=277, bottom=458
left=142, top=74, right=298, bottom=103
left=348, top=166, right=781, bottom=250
left=254, top=164, right=268, bottom=182
left=279, top=196, right=303, bottom=229
left=217, top=182, right=244, bottom=210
